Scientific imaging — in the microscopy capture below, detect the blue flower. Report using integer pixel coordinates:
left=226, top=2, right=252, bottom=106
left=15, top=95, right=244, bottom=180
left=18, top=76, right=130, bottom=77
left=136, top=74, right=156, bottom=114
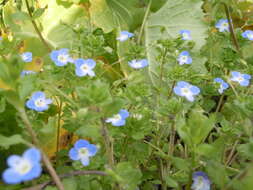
left=180, top=30, right=191, bottom=40
left=74, top=58, right=96, bottom=77
left=2, top=148, right=42, bottom=184
left=50, top=48, right=74, bottom=66
left=230, top=71, right=251, bottom=86
left=177, top=51, right=192, bottom=65
left=26, top=91, right=52, bottom=112
left=214, top=78, right=229, bottom=94
left=242, top=30, right=253, bottom=41
left=69, top=139, right=98, bottom=166
left=117, top=31, right=134, bottom=42
left=128, top=59, right=148, bottom=69
left=21, top=70, right=36, bottom=76
left=106, top=109, right=129, bottom=127
left=191, top=171, right=211, bottom=190
left=21, top=52, right=32, bottom=62
left=215, top=19, right=229, bottom=32
left=173, top=81, right=200, bottom=102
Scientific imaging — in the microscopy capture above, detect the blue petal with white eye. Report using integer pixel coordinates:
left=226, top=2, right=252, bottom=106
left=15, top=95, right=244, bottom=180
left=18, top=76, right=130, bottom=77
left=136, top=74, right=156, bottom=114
left=25, top=91, right=52, bottom=112
left=69, top=139, right=98, bottom=166
left=74, top=58, right=96, bottom=77
left=2, top=148, right=42, bottom=184
left=191, top=171, right=211, bottom=190
left=177, top=51, right=192, bottom=65
left=128, top=59, right=148, bottom=69
left=242, top=30, right=253, bottom=41
left=173, top=81, right=200, bottom=102
left=230, top=71, right=251, bottom=87
left=215, top=19, right=229, bottom=32
left=50, top=48, right=73, bottom=66
left=180, top=30, right=191, bottom=40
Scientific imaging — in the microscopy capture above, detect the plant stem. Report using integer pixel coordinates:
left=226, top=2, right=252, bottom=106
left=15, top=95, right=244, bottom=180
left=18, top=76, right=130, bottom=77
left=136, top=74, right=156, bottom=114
left=222, top=3, right=241, bottom=54
left=56, top=99, right=63, bottom=155
left=18, top=108, right=65, bottom=190
left=100, top=118, right=114, bottom=168
left=24, top=0, right=51, bottom=52
left=215, top=94, right=224, bottom=113
left=138, top=0, right=152, bottom=44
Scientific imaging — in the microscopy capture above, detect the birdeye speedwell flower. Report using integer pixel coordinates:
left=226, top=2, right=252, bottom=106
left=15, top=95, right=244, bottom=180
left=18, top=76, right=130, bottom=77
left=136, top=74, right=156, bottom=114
left=214, top=78, right=229, bottom=94
left=173, top=81, right=200, bottom=102
left=117, top=31, right=134, bottom=42
left=50, top=48, right=73, bottom=66
left=21, top=52, right=32, bottom=62
left=21, top=70, right=36, bottom=76
left=2, top=148, right=42, bottom=184
left=177, top=51, right=192, bottom=65
left=106, top=109, right=129, bottom=127
left=128, top=59, right=148, bottom=69
left=74, top=58, right=96, bottom=77
left=26, top=91, right=52, bottom=112
left=69, top=139, right=98, bottom=166
left=242, top=30, right=253, bottom=41
left=230, top=71, right=251, bottom=86
left=179, top=30, right=191, bottom=40
left=215, top=19, right=229, bottom=32
left=191, top=171, right=211, bottom=190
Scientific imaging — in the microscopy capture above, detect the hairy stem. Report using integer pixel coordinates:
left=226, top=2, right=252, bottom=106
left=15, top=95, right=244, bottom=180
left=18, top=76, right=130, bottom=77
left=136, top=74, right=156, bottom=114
left=223, top=3, right=241, bottom=54
left=18, top=108, right=65, bottom=190
left=24, top=0, right=51, bottom=52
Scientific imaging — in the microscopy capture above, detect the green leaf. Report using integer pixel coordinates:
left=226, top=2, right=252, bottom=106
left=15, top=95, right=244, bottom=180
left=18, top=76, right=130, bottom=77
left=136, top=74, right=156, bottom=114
left=145, top=0, right=207, bottom=85
left=11, top=11, right=30, bottom=21
left=0, top=134, right=27, bottom=149
left=114, top=162, right=142, bottom=190
left=32, top=7, right=47, bottom=19
left=90, top=0, right=145, bottom=32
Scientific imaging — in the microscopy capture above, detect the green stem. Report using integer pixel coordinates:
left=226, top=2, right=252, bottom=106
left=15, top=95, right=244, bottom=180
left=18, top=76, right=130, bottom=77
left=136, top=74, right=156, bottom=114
left=24, top=0, right=51, bottom=52
left=138, top=0, right=152, bottom=44
left=18, top=108, right=65, bottom=190
left=222, top=3, right=241, bottom=55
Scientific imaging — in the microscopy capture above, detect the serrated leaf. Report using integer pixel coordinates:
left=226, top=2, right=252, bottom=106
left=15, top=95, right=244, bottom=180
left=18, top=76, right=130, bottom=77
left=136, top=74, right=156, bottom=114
left=0, top=134, right=26, bottom=149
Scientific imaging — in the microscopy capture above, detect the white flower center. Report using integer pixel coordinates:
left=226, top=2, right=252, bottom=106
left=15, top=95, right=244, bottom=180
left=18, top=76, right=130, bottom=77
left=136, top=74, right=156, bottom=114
left=248, top=33, right=253, bottom=39
left=35, top=98, right=46, bottom=107
left=236, top=76, right=244, bottom=82
left=182, top=33, right=189, bottom=39
left=80, top=64, right=89, bottom=72
left=78, top=147, right=88, bottom=158
left=180, top=56, right=188, bottom=62
left=181, top=87, right=191, bottom=96
left=57, top=54, right=68, bottom=63
left=15, top=159, right=32, bottom=175
left=133, top=61, right=142, bottom=68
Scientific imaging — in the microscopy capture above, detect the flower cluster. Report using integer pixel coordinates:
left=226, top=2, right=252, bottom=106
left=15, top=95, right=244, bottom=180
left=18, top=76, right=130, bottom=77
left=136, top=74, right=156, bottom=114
left=2, top=148, right=42, bottom=184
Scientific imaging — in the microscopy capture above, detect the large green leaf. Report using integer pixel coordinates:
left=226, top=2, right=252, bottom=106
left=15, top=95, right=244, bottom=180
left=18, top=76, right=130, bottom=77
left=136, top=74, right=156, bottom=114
left=90, top=0, right=145, bottom=32
left=145, top=0, right=207, bottom=85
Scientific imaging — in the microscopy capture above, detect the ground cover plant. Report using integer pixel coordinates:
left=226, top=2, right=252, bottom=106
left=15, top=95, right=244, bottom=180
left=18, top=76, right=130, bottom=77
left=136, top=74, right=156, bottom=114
left=0, top=0, right=253, bottom=189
